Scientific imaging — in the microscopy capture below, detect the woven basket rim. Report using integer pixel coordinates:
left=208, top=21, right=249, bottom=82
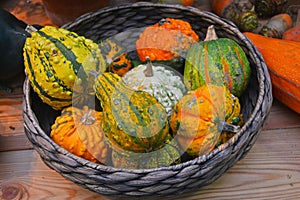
left=24, top=2, right=272, bottom=173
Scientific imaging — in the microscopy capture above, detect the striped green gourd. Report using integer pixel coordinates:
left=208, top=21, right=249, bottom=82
left=184, top=25, right=251, bottom=97
left=23, top=25, right=106, bottom=110
left=93, top=72, right=170, bottom=153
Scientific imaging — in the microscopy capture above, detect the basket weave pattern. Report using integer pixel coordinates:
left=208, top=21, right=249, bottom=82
left=23, top=2, right=273, bottom=198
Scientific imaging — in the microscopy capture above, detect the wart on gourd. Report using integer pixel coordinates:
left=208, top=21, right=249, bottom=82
left=23, top=25, right=106, bottom=110
left=123, top=56, right=187, bottom=117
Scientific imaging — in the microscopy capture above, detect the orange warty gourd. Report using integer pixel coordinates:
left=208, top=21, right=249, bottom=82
left=244, top=32, right=300, bottom=114
left=136, top=18, right=199, bottom=62
left=50, top=106, right=110, bottom=164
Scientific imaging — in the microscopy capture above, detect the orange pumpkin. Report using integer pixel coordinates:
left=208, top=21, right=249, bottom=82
left=50, top=106, right=110, bottom=163
left=136, top=18, right=199, bottom=62
left=244, top=32, right=300, bottom=114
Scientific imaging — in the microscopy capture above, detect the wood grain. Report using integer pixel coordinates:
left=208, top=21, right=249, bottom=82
left=1, top=120, right=299, bottom=200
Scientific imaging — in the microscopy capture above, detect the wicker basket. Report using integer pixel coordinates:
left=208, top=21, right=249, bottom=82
left=23, top=2, right=273, bottom=198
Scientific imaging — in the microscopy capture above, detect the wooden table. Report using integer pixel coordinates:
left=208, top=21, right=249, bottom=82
left=1, top=1, right=300, bottom=199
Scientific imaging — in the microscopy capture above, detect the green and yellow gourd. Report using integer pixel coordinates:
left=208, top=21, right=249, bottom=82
left=111, top=135, right=182, bottom=169
left=23, top=25, right=106, bottom=110
left=184, top=25, right=251, bottom=97
left=93, top=72, right=170, bottom=153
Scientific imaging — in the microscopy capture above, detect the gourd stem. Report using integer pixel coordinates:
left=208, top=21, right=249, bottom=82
left=81, top=112, right=95, bottom=125
left=81, top=106, right=95, bottom=125
left=204, top=25, right=218, bottom=41
left=25, top=25, right=38, bottom=34
left=144, top=56, right=154, bottom=77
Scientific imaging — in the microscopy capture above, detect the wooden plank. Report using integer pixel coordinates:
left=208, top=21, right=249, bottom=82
left=1, top=127, right=300, bottom=199
left=0, top=134, right=32, bottom=152
left=0, top=150, right=109, bottom=200
left=263, top=100, right=300, bottom=130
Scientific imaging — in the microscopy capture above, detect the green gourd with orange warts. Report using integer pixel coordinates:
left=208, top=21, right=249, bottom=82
left=184, top=25, right=251, bottom=97
left=23, top=25, right=106, bottom=110
left=93, top=72, right=170, bottom=153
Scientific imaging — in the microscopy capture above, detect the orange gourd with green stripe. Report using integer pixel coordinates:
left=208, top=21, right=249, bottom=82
left=184, top=25, right=251, bottom=97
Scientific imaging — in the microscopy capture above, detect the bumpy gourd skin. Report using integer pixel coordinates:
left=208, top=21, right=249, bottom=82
left=94, top=72, right=170, bottom=153
left=170, top=85, right=242, bottom=157
left=224, top=87, right=242, bottom=124
left=217, top=88, right=243, bottom=145
left=136, top=18, right=199, bottom=62
left=23, top=26, right=106, bottom=110
left=170, top=85, right=223, bottom=157
left=122, top=63, right=187, bottom=117
left=50, top=106, right=110, bottom=164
